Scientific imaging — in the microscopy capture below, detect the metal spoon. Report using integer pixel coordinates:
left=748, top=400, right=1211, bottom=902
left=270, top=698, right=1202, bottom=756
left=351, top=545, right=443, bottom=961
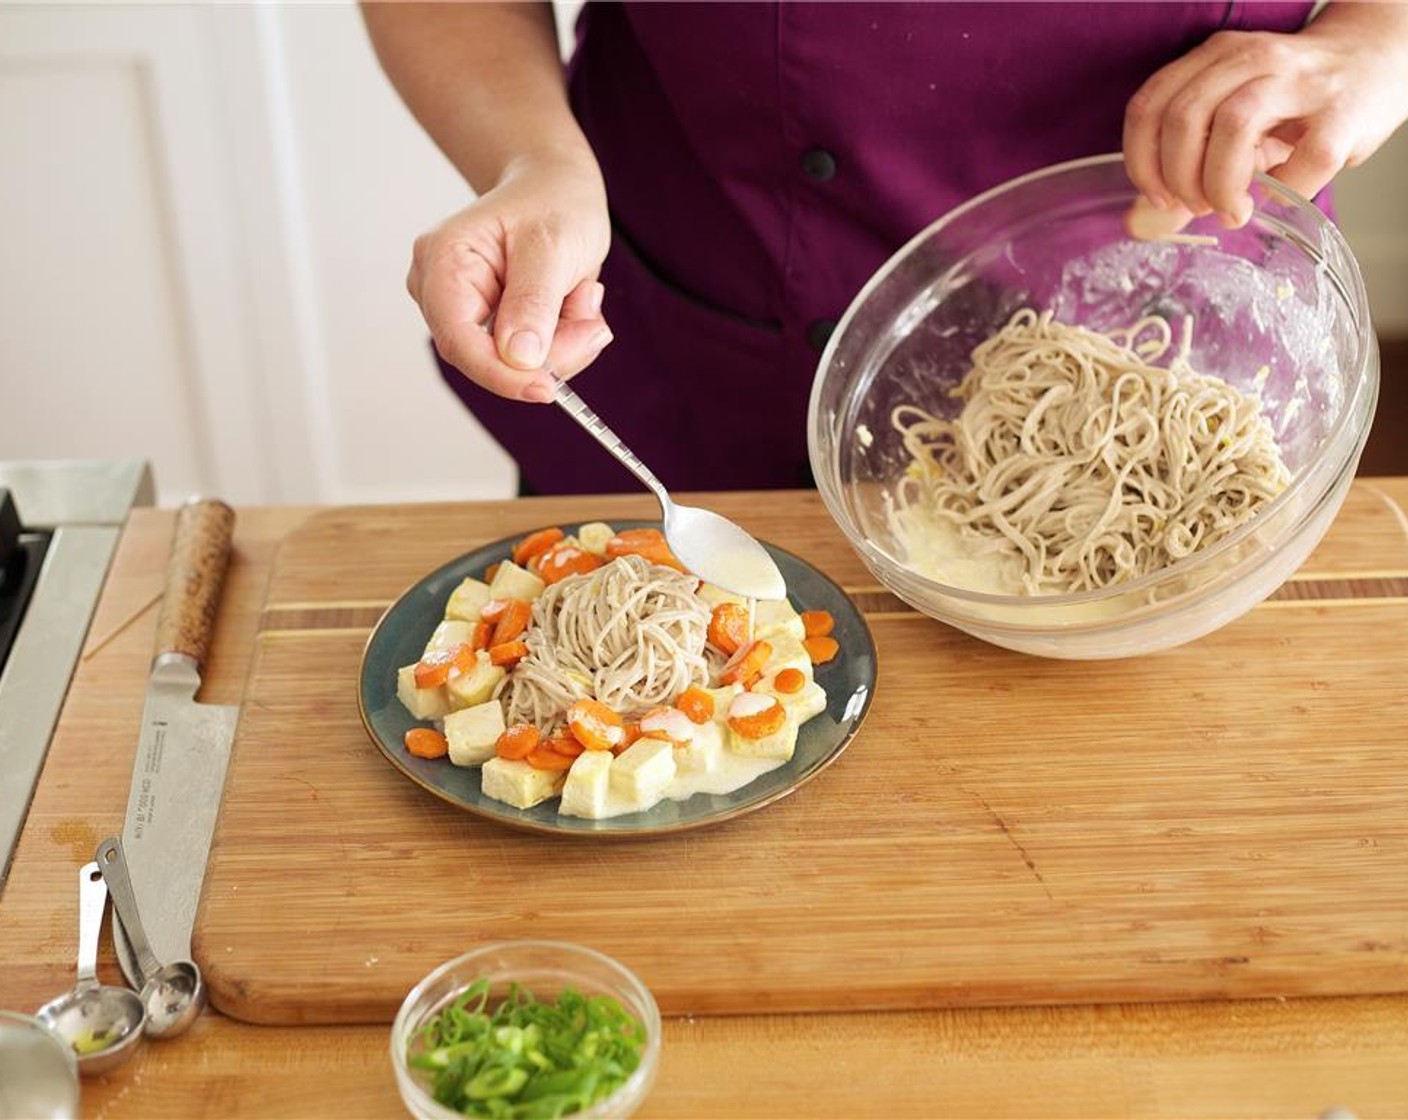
left=93, top=837, right=206, bottom=1039
left=35, top=862, right=146, bottom=1074
left=550, top=373, right=786, bottom=600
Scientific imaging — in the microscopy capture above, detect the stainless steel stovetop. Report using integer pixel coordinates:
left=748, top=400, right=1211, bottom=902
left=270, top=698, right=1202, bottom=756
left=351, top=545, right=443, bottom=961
left=0, top=460, right=152, bottom=889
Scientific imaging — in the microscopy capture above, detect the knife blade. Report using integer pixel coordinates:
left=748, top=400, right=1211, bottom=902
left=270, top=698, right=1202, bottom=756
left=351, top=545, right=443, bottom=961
left=114, top=498, right=236, bottom=987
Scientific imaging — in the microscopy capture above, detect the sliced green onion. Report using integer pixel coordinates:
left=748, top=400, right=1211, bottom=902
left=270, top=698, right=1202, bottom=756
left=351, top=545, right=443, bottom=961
left=409, top=981, right=646, bottom=1118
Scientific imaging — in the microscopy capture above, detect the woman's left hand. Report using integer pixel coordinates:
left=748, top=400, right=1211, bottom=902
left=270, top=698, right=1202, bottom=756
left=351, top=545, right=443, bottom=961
left=1122, top=2, right=1408, bottom=228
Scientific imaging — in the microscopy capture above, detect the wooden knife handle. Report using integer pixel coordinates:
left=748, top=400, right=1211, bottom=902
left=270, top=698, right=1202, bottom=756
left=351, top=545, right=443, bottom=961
left=153, top=498, right=235, bottom=668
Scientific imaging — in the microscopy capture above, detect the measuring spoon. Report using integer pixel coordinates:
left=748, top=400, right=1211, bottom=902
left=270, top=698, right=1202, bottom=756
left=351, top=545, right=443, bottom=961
left=35, top=862, right=146, bottom=1074
left=94, top=837, right=206, bottom=1039
left=551, top=373, right=787, bottom=601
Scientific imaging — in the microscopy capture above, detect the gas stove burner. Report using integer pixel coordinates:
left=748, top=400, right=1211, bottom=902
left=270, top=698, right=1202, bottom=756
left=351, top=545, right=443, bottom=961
left=0, top=488, right=52, bottom=679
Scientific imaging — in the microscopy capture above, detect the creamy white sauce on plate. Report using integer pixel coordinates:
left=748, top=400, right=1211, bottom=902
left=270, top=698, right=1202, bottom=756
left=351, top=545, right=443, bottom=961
left=584, top=752, right=788, bottom=820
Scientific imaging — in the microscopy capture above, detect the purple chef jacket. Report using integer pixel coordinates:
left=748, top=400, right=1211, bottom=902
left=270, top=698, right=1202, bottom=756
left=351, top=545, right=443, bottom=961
left=438, top=1, right=1318, bottom=496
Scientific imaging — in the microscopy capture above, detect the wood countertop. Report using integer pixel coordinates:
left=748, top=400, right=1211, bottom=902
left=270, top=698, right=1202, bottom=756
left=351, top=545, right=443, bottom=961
left=1, top=488, right=1406, bottom=1119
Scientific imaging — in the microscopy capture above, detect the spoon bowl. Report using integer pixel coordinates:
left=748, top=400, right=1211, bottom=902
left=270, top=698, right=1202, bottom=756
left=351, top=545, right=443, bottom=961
left=551, top=373, right=786, bottom=601
left=36, top=986, right=146, bottom=1076
left=94, top=837, right=205, bottom=1041
left=140, top=961, right=205, bottom=1039
left=662, top=503, right=787, bottom=602
left=34, top=862, right=147, bottom=1075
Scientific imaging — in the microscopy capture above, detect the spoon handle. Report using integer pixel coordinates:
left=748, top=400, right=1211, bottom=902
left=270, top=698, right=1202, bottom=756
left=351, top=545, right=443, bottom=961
left=549, top=373, right=670, bottom=510
left=94, top=837, right=164, bottom=983
left=76, top=861, right=106, bottom=991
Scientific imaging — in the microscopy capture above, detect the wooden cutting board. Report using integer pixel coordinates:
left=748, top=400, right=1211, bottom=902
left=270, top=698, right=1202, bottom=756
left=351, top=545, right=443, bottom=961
left=195, top=488, right=1408, bottom=1025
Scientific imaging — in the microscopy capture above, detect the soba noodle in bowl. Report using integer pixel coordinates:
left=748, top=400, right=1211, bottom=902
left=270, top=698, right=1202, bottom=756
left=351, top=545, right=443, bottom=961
left=888, top=308, right=1291, bottom=597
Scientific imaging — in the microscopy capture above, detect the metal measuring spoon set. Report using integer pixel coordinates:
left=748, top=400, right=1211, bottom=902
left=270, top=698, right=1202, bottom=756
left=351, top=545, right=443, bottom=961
left=36, top=838, right=205, bottom=1075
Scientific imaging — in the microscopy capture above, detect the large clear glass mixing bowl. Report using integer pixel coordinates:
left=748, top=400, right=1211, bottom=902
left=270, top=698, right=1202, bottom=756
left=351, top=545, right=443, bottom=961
left=808, top=154, right=1378, bottom=658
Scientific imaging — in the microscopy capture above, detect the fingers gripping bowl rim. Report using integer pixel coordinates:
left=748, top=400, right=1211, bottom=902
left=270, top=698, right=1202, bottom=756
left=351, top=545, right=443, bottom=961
left=807, top=153, right=1378, bottom=659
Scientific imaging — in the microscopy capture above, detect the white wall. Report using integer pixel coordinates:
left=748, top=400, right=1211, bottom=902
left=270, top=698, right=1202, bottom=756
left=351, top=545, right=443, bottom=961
left=1336, top=126, right=1408, bottom=334
left=0, top=1, right=1404, bottom=507
left=0, top=48, right=216, bottom=498
left=268, top=4, right=516, bottom=505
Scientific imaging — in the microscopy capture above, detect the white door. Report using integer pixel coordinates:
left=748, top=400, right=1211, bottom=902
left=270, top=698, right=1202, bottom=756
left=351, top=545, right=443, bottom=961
left=0, top=2, right=514, bottom=506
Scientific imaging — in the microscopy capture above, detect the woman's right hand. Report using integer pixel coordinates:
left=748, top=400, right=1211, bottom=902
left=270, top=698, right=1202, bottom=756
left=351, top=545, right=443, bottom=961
left=406, top=154, right=613, bottom=404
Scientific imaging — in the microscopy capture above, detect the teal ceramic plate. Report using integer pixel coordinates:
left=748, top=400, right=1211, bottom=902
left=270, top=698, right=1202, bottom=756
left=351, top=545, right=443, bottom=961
left=357, top=521, right=876, bottom=837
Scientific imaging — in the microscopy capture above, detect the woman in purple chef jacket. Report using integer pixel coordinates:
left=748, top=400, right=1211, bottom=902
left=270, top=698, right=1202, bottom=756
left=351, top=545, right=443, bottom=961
left=363, top=2, right=1408, bottom=496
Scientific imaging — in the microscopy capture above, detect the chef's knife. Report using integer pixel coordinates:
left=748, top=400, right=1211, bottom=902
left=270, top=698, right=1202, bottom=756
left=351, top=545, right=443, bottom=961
left=114, top=498, right=237, bottom=988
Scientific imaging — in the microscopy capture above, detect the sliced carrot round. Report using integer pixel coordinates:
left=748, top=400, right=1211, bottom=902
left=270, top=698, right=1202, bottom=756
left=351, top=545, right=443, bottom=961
left=645, top=547, right=684, bottom=571
left=727, top=695, right=786, bottom=740
left=675, top=686, right=715, bottom=724
left=488, top=639, right=529, bottom=667
left=480, top=598, right=509, bottom=623
left=566, top=698, right=625, bottom=751
left=490, top=598, right=532, bottom=647
left=615, top=722, right=642, bottom=755
left=546, top=733, right=585, bottom=759
left=525, top=745, right=575, bottom=771
left=718, top=639, right=772, bottom=686
left=605, top=528, right=685, bottom=571
left=484, top=561, right=501, bottom=584
left=414, top=643, right=476, bottom=688
left=512, top=526, right=565, bottom=568
left=800, top=609, right=835, bottom=638
left=469, top=619, right=493, bottom=652
left=773, top=667, right=807, bottom=694
left=495, top=723, right=540, bottom=761
left=537, top=543, right=604, bottom=584
left=707, top=602, right=751, bottom=656
left=803, top=635, right=840, bottom=665
left=404, top=727, right=449, bottom=759
left=605, top=527, right=667, bottom=555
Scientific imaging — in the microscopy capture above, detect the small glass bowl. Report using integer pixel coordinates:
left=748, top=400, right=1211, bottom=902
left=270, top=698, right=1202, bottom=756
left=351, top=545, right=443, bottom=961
left=390, top=941, right=661, bottom=1120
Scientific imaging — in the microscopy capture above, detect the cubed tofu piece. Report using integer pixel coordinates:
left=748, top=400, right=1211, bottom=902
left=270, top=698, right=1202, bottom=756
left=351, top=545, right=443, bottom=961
left=759, top=635, right=813, bottom=683
left=446, top=651, right=506, bottom=710
left=728, top=710, right=799, bottom=761
left=674, top=719, right=723, bottom=774
left=792, top=680, right=828, bottom=724
left=397, top=664, right=450, bottom=720
left=559, top=749, right=613, bottom=818
left=444, top=577, right=492, bottom=623
left=425, top=619, right=475, bottom=656
left=488, top=560, right=546, bottom=604
left=753, top=599, right=805, bottom=642
left=757, top=678, right=828, bottom=725
left=480, top=757, right=565, bottom=809
left=695, top=582, right=746, bottom=610
left=576, top=521, right=615, bottom=556
left=610, top=738, right=676, bottom=809
left=443, top=700, right=506, bottom=767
